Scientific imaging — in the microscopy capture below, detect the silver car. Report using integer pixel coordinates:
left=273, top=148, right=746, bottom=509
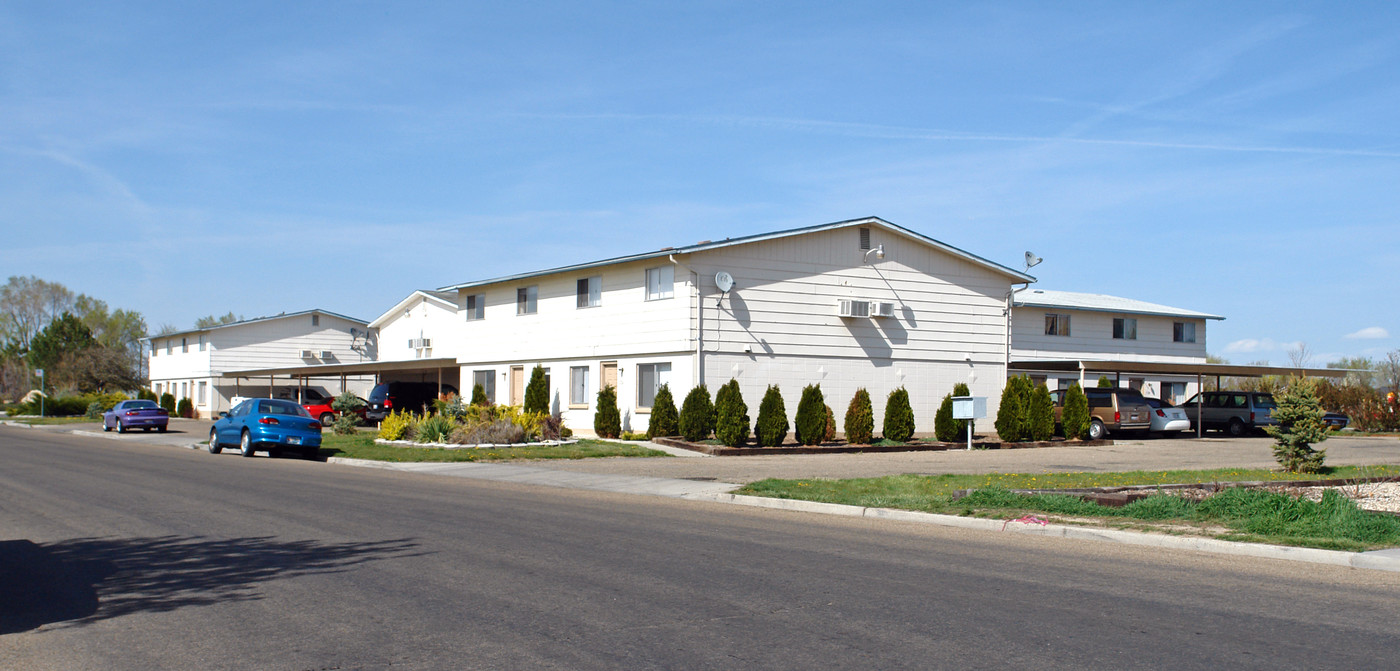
left=1142, top=397, right=1191, bottom=435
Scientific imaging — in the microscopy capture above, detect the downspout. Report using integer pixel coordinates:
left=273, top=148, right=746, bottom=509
left=669, top=254, right=702, bottom=387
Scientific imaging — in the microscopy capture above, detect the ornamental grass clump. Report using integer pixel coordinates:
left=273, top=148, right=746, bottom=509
left=715, top=379, right=750, bottom=447
left=414, top=413, right=455, bottom=443
left=594, top=385, right=621, bottom=439
left=843, top=388, right=874, bottom=445
left=1061, top=383, right=1090, bottom=440
left=755, top=385, right=788, bottom=447
left=647, top=384, right=679, bottom=439
left=882, top=387, right=915, bottom=443
left=794, top=384, right=826, bottom=446
left=679, top=384, right=716, bottom=442
left=1266, top=377, right=1330, bottom=473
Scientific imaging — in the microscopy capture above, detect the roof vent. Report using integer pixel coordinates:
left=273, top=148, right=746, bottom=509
left=859, top=227, right=871, bottom=250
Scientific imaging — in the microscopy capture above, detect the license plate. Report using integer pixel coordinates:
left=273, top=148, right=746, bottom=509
left=288, top=437, right=301, bottom=445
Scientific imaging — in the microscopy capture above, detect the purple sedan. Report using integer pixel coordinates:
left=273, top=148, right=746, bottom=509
left=102, top=399, right=170, bottom=433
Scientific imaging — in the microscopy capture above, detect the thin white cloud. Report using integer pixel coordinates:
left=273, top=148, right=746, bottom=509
left=1345, top=326, right=1391, bottom=339
left=1224, top=338, right=1303, bottom=354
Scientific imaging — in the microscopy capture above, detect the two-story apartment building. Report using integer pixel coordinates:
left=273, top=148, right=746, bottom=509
left=441, top=217, right=1034, bottom=434
left=1010, top=289, right=1224, bottom=402
left=146, top=310, right=374, bottom=417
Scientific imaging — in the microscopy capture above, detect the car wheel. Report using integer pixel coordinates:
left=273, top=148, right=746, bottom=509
left=157, top=425, right=167, bottom=433
left=1088, top=420, right=1106, bottom=441
left=116, top=419, right=126, bottom=434
left=208, top=429, right=222, bottom=454
left=1227, top=418, right=1247, bottom=437
left=320, top=412, right=335, bottom=425
left=102, top=419, right=112, bottom=432
left=240, top=430, right=256, bottom=457
left=143, top=426, right=152, bottom=432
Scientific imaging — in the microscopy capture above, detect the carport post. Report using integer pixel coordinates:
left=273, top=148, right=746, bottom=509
left=1197, top=373, right=1204, bottom=438
left=437, top=367, right=443, bottom=397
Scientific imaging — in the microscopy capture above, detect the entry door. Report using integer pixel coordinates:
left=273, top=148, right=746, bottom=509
left=601, top=361, right=618, bottom=392
left=510, top=366, right=525, bottom=406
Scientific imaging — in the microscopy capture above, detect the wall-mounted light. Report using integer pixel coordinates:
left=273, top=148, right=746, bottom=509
left=863, top=244, right=885, bottom=264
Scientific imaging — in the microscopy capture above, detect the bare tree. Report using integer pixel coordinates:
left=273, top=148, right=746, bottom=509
left=0, top=275, right=74, bottom=351
left=1383, top=349, right=1400, bottom=394
left=1287, top=342, right=1314, bottom=369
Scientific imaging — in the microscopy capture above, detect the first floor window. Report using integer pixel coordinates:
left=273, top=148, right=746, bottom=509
left=1045, top=313, right=1071, bottom=336
left=570, top=366, right=589, bottom=406
left=199, top=381, right=208, bottom=403
left=1174, top=321, right=1196, bottom=343
left=645, top=266, right=673, bottom=301
left=473, top=370, right=496, bottom=403
left=577, top=276, right=601, bottom=308
left=517, top=286, right=538, bottom=315
left=465, top=294, right=485, bottom=320
left=637, top=362, right=671, bottom=408
left=1112, top=317, right=1137, bottom=340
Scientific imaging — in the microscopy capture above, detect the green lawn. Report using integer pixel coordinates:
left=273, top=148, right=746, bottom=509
left=737, top=466, right=1400, bottom=551
left=318, top=433, right=670, bottom=462
left=1, top=416, right=97, bottom=425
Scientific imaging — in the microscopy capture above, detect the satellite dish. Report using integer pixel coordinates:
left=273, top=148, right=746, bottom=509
left=715, top=271, right=734, bottom=293
left=1024, top=251, right=1043, bottom=270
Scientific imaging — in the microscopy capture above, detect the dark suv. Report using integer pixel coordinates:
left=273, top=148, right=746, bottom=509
left=1050, top=387, right=1153, bottom=440
left=365, top=382, right=458, bottom=421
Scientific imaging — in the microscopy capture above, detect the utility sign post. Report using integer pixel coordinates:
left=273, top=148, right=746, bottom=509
left=35, top=369, right=45, bottom=417
left=951, top=395, right=986, bottom=451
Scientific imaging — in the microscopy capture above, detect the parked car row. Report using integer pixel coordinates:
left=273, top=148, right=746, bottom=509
left=1044, top=387, right=1350, bottom=439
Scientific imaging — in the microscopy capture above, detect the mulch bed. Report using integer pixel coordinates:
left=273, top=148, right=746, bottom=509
left=651, top=436, right=1112, bottom=456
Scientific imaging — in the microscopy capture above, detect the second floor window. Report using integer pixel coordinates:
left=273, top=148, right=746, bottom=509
left=645, top=266, right=673, bottom=301
left=1174, top=321, right=1197, bottom=343
left=1112, top=318, right=1137, bottom=340
left=1044, top=313, right=1071, bottom=337
left=465, top=294, right=485, bottom=321
left=517, top=286, right=538, bottom=315
left=577, top=277, right=601, bottom=308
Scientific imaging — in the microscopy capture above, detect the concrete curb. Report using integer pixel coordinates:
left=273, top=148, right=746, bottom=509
left=681, top=492, right=1400, bottom=573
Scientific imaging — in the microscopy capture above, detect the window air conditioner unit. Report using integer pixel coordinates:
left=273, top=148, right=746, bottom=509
left=873, top=302, right=896, bottom=318
left=299, top=349, right=315, bottom=358
left=319, top=350, right=334, bottom=359
left=837, top=299, right=870, bottom=318
left=420, top=338, right=432, bottom=348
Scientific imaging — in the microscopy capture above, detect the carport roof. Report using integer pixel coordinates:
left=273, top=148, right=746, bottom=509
left=1009, top=359, right=1352, bottom=378
left=219, top=358, right=459, bottom=378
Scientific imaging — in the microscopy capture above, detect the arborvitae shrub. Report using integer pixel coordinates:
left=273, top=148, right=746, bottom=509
left=594, top=385, right=621, bottom=438
left=1028, top=384, right=1055, bottom=441
left=715, top=379, right=750, bottom=447
left=755, top=385, right=788, bottom=447
left=159, top=392, right=176, bottom=414
left=952, top=382, right=973, bottom=437
left=794, top=384, right=826, bottom=446
left=471, top=383, right=489, bottom=406
left=882, top=387, right=915, bottom=443
left=843, top=388, right=874, bottom=444
left=823, top=404, right=836, bottom=442
left=523, top=365, right=549, bottom=414
left=1097, top=376, right=1115, bottom=388
left=1062, top=383, right=1090, bottom=440
left=995, top=377, right=1029, bottom=442
left=176, top=397, right=194, bottom=419
left=934, top=393, right=958, bottom=442
left=137, top=388, right=157, bottom=401
left=647, top=384, right=679, bottom=439
left=679, top=384, right=715, bottom=442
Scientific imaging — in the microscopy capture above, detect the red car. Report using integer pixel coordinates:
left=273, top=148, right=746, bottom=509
left=302, top=396, right=368, bottom=425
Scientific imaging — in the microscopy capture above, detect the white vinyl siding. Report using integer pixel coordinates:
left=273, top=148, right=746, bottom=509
left=645, top=266, right=673, bottom=301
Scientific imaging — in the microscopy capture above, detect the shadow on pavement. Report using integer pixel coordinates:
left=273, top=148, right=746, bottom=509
left=0, top=535, right=423, bottom=634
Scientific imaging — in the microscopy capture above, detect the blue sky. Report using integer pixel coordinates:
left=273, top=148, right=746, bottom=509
left=2, top=1, right=1396, bottom=365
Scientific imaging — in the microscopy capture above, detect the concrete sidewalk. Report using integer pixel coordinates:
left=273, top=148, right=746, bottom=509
left=328, top=457, right=740, bottom=496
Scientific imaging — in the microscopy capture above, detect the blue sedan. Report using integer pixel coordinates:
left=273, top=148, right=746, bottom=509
left=209, top=398, right=322, bottom=459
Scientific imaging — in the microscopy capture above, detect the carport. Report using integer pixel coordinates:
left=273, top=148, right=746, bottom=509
left=1008, top=359, right=1354, bottom=438
left=220, top=357, right=460, bottom=403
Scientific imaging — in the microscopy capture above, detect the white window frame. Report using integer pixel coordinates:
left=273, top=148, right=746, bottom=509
left=577, top=276, right=601, bottom=309
left=517, top=286, right=538, bottom=315
left=569, top=366, right=589, bottom=407
left=198, top=334, right=206, bottom=351
left=1044, top=313, right=1071, bottom=337
left=645, top=266, right=674, bottom=301
left=1174, top=321, right=1197, bottom=343
left=472, top=369, right=495, bottom=403
left=465, top=294, right=485, bottom=321
left=636, top=362, right=671, bottom=409
left=1112, top=317, right=1137, bottom=340
left=166, top=340, right=172, bottom=355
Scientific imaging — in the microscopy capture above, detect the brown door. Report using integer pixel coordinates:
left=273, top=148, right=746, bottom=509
left=510, top=366, right=525, bottom=406
left=601, top=361, right=618, bottom=392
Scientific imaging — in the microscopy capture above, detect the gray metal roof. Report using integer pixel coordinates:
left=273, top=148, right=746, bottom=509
left=1013, top=289, right=1224, bottom=320
left=438, top=216, right=1036, bottom=292
left=143, top=309, right=369, bottom=341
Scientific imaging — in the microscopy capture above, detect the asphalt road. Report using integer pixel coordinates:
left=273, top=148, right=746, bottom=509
left=4, top=426, right=1400, bottom=670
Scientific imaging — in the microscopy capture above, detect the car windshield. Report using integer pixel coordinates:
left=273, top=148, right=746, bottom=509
left=258, top=400, right=310, bottom=417
left=1253, top=394, right=1277, bottom=409
left=126, top=400, right=158, bottom=409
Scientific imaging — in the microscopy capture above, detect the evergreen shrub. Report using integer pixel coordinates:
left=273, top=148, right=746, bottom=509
left=715, top=379, right=750, bottom=447
left=647, top=384, right=679, bottom=439
left=1028, top=385, right=1055, bottom=441
left=882, top=387, right=915, bottom=443
left=594, top=385, right=621, bottom=438
left=679, top=384, right=715, bottom=441
left=794, top=384, right=826, bottom=446
left=523, top=365, right=549, bottom=414
left=755, top=385, right=788, bottom=447
left=843, top=388, right=874, bottom=445
left=1061, top=383, right=1090, bottom=440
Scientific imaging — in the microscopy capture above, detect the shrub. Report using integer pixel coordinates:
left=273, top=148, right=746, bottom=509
left=523, top=364, right=549, bottom=414
left=794, top=384, right=826, bottom=446
left=679, top=384, right=716, bottom=442
left=538, top=413, right=568, bottom=441
left=378, top=410, right=414, bottom=440
left=1061, top=383, right=1090, bottom=440
left=620, top=431, right=649, bottom=441
left=85, top=401, right=104, bottom=419
left=331, top=413, right=361, bottom=435
left=824, top=404, right=836, bottom=442
left=994, top=376, right=1031, bottom=442
left=882, top=387, right=915, bottom=443
left=843, top=388, right=874, bottom=445
left=647, top=384, right=679, bottom=439
left=94, top=391, right=128, bottom=412
left=1028, top=384, right=1055, bottom=442
left=715, top=379, right=750, bottom=447
left=951, top=382, right=973, bottom=437
left=471, top=383, right=489, bottom=406
left=1267, top=377, right=1330, bottom=473
left=176, top=397, right=194, bottom=419
left=414, top=413, right=456, bottom=443
left=594, top=385, right=621, bottom=438
left=137, top=388, right=157, bottom=401
left=333, top=391, right=366, bottom=415
left=455, top=420, right=525, bottom=445
left=1097, top=376, right=1114, bottom=388
left=934, top=394, right=958, bottom=442
left=159, top=392, right=176, bottom=414
left=754, top=385, right=788, bottom=447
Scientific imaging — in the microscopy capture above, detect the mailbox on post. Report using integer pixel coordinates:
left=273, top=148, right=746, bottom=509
left=950, top=395, right=986, bottom=450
